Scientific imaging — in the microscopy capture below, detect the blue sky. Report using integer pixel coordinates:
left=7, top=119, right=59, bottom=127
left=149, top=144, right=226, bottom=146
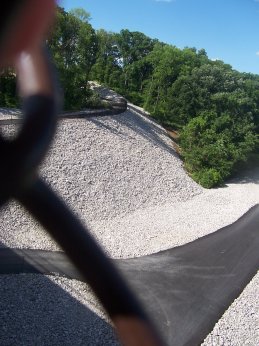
left=60, top=0, right=259, bottom=75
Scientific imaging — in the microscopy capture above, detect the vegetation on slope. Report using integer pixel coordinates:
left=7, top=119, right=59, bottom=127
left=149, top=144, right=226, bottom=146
left=0, top=6, right=258, bottom=187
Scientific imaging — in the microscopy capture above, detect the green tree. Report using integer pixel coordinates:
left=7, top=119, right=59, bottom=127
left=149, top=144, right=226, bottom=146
left=181, top=108, right=258, bottom=188
left=143, top=44, right=201, bottom=122
left=116, top=29, right=157, bottom=67
left=164, top=62, right=246, bottom=128
left=69, top=8, right=91, bottom=22
left=115, top=30, right=157, bottom=94
left=47, top=7, right=98, bottom=109
left=0, top=68, right=19, bottom=107
left=90, top=29, right=122, bottom=88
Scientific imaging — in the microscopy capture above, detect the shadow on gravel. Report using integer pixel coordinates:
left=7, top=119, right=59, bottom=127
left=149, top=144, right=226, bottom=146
left=227, top=166, right=259, bottom=185
left=87, top=109, right=179, bottom=158
left=0, top=243, right=119, bottom=346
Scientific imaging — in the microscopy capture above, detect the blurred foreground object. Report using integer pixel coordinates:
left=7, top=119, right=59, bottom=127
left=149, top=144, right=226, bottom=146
left=0, top=2, right=164, bottom=345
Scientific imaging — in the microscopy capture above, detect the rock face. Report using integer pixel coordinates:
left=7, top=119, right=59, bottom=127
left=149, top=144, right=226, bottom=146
left=89, top=81, right=127, bottom=113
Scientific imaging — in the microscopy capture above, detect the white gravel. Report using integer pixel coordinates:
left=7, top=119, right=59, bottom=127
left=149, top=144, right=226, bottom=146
left=0, top=110, right=203, bottom=251
left=0, top=106, right=258, bottom=345
left=0, top=274, right=119, bottom=346
left=202, top=273, right=259, bottom=346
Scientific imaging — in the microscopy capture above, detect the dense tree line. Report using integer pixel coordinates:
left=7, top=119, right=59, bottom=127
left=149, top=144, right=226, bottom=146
left=0, top=7, right=101, bottom=110
left=0, top=68, right=18, bottom=107
left=89, top=21, right=259, bottom=188
left=0, top=6, right=258, bottom=187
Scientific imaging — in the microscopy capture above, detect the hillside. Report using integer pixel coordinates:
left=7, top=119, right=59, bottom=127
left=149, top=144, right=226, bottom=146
left=0, top=99, right=258, bottom=345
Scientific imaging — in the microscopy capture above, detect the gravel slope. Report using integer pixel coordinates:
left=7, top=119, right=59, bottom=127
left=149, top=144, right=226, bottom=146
left=0, top=110, right=203, bottom=251
left=0, top=106, right=258, bottom=345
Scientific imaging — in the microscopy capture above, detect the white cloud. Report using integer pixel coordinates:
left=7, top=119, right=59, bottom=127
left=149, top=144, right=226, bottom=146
left=256, top=52, right=259, bottom=56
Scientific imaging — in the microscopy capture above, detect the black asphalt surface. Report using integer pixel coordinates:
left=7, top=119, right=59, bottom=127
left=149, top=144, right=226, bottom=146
left=0, top=204, right=258, bottom=346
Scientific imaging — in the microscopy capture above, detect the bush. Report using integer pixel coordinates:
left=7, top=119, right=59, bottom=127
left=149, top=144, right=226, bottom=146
left=126, top=91, right=144, bottom=106
left=192, top=168, right=223, bottom=188
left=0, top=71, right=19, bottom=108
left=85, top=92, right=111, bottom=109
left=181, top=110, right=258, bottom=188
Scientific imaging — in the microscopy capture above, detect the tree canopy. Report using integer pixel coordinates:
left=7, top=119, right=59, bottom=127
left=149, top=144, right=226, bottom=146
left=47, top=7, right=98, bottom=109
left=89, top=21, right=259, bottom=188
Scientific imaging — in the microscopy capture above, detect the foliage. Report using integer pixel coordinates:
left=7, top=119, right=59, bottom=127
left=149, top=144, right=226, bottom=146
left=1, top=6, right=258, bottom=187
left=47, top=7, right=98, bottom=110
left=90, top=27, right=259, bottom=187
left=89, top=29, right=122, bottom=88
left=0, top=69, right=19, bottom=107
left=180, top=109, right=258, bottom=187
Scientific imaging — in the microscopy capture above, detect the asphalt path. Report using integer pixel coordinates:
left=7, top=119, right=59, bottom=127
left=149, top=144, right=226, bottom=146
left=0, top=204, right=258, bottom=346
